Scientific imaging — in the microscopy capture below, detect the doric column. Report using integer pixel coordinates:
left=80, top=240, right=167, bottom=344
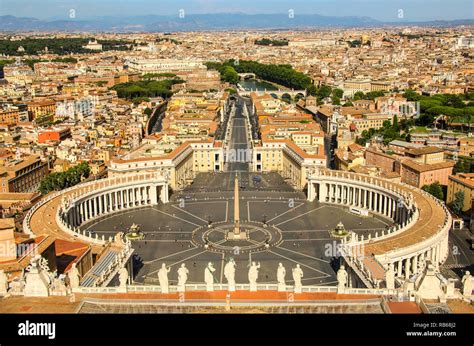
left=405, top=258, right=411, bottom=280
left=397, top=260, right=403, bottom=277
left=307, top=182, right=314, bottom=201
left=92, top=197, right=97, bottom=218
left=107, top=193, right=111, bottom=212
left=413, top=255, right=418, bottom=274
left=98, top=195, right=103, bottom=214
left=79, top=202, right=85, bottom=223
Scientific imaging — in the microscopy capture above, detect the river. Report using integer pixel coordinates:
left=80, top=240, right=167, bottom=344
left=238, top=79, right=278, bottom=91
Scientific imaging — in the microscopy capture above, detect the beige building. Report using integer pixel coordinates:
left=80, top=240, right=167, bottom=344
left=447, top=173, right=474, bottom=212
left=0, top=156, right=49, bottom=193
left=253, top=140, right=326, bottom=189
left=108, top=140, right=224, bottom=190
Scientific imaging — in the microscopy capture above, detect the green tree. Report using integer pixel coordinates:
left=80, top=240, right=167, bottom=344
left=221, top=66, right=239, bottom=84
left=393, top=114, right=400, bottom=132
left=451, top=190, right=465, bottom=215
left=39, top=162, right=90, bottom=195
left=422, top=182, right=444, bottom=200
left=353, top=91, right=365, bottom=101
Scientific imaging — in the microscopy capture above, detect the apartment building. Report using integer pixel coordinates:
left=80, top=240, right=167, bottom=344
left=447, top=173, right=474, bottom=212
left=0, top=155, right=49, bottom=193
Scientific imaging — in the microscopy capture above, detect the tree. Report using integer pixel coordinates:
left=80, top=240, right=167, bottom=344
left=316, top=85, right=332, bottom=100
left=422, top=182, right=444, bottom=200
left=393, top=114, right=400, bottom=132
left=451, top=191, right=465, bottom=215
left=221, top=66, right=239, bottom=84
left=39, top=162, right=90, bottom=195
left=353, top=91, right=365, bottom=101
left=454, top=156, right=474, bottom=174
left=331, top=96, right=341, bottom=105
left=403, top=89, right=421, bottom=101
left=332, top=88, right=344, bottom=99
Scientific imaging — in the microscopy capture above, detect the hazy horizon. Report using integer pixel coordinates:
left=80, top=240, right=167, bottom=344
left=1, top=0, right=473, bottom=22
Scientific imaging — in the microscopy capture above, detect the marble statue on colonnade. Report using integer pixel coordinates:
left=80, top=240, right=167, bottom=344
left=24, top=255, right=51, bottom=297
left=67, top=263, right=81, bottom=289
left=158, top=263, right=171, bottom=294
left=177, top=263, right=189, bottom=292
left=204, top=262, right=216, bottom=292
left=277, top=263, right=286, bottom=292
left=337, top=265, right=348, bottom=293
left=224, top=258, right=236, bottom=292
left=118, top=267, right=128, bottom=291
left=292, top=264, right=303, bottom=293
left=248, top=261, right=260, bottom=292
left=461, top=271, right=474, bottom=297
left=385, top=263, right=395, bottom=290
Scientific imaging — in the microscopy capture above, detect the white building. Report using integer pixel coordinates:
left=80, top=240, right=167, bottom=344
left=125, top=58, right=205, bottom=74
left=55, top=97, right=93, bottom=121
left=83, top=40, right=103, bottom=51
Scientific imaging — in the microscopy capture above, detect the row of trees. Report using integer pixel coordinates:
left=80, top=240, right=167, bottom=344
left=254, top=38, right=289, bottom=46
left=206, top=60, right=313, bottom=91
left=39, top=162, right=90, bottom=195
left=454, top=156, right=474, bottom=174
left=205, top=60, right=347, bottom=105
left=0, top=38, right=131, bottom=55
left=356, top=116, right=408, bottom=146
left=111, top=78, right=183, bottom=100
left=403, top=90, right=474, bottom=126
left=353, top=90, right=386, bottom=101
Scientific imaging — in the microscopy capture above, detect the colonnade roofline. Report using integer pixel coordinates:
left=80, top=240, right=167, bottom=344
left=306, top=168, right=451, bottom=259
left=24, top=172, right=170, bottom=246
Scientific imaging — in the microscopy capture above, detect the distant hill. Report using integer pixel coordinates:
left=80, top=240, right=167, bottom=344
left=0, top=14, right=472, bottom=32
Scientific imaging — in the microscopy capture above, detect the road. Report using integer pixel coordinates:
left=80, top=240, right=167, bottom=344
left=226, top=97, right=251, bottom=173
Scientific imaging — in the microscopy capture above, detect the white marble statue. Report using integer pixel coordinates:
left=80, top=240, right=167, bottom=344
left=385, top=263, right=395, bottom=290
left=177, top=263, right=189, bottom=292
left=51, top=274, right=68, bottom=296
left=461, top=271, right=474, bottom=297
left=337, top=265, right=348, bottom=293
left=67, top=263, right=81, bottom=289
left=119, top=267, right=128, bottom=288
left=204, top=262, right=216, bottom=292
left=224, top=258, right=236, bottom=291
left=292, top=264, right=304, bottom=293
left=24, top=255, right=51, bottom=297
left=158, top=263, right=171, bottom=294
left=277, top=263, right=286, bottom=292
left=0, top=270, right=8, bottom=295
left=248, top=261, right=260, bottom=291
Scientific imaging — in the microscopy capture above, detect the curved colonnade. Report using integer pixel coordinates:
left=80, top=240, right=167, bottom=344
left=308, top=169, right=451, bottom=288
left=25, top=169, right=451, bottom=290
left=24, top=173, right=169, bottom=246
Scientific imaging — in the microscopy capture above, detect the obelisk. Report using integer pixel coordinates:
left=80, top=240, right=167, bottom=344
left=227, top=174, right=246, bottom=240
left=233, top=174, right=241, bottom=236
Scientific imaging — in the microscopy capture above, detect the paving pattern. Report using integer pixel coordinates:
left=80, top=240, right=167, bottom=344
left=82, top=172, right=391, bottom=287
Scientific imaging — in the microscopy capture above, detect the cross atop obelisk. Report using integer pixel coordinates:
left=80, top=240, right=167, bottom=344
left=233, top=173, right=240, bottom=235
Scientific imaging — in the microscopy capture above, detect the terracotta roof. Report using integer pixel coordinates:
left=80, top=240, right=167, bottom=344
left=402, top=159, right=454, bottom=173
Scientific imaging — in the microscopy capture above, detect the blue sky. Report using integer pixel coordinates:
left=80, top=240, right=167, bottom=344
left=1, top=0, right=473, bottom=21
